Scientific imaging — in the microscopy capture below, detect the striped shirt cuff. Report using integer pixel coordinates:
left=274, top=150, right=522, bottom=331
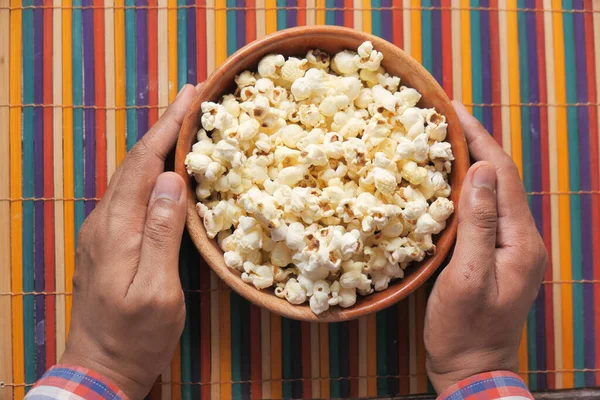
left=24, top=365, right=128, bottom=400
left=437, top=371, right=534, bottom=400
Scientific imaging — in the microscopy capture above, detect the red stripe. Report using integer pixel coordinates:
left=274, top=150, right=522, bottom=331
left=297, top=0, right=306, bottom=26
left=344, top=0, right=353, bottom=27
left=93, top=0, right=107, bottom=196
left=583, top=0, right=600, bottom=385
left=199, top=263, right=211, bottom=399
left=301, top=321, right=312, bottom=399
left=397, top=300, right=409, bottom=394
left=246, top=0, right=257, bottom=41
left=441, top=0, right=453, bottom=97
left=197, top=0, right=207, bottom=81
left=535, top=0, right=555, bottom=389
left=42, top=0, right=56, bottom=369
left=489, top=0, right=502, bottom=146
left=250, top=304, right=262, bottom=399
left=392, top=0, right=403, bottom=49
left=148, top=0, right=159, bottom=126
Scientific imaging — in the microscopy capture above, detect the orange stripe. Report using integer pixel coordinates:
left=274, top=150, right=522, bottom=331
left=168, top=0, right=178, bottom=100
left=10, top=1, right=24, bottom=397
left=410, top=0, right=422, bottom=63
left=61, top=0, right=75, bottom=339
left=366, top=313, right=377, bottom=396
left=114, top=0, right=126, bottom=164
left=219, top=283, right=232, bottom=399
left=551, top=0, right=573, bottom=388
left=271, top=314, right=282, bottom=399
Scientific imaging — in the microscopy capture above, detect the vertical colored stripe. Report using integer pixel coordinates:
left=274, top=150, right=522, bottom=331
left=115, top=0, right=126, bottom=163
left=421, top=0, right=432, bottom=72
left=460, top=0, right=472, bottom=111
left=479, top=0, right=493, bottom=132
left=10, top=1, right=24, bottom=397
left=137, top=0, right=149, bottom=140
left=94, top=0, right=107, bottom=197
left=489, top=0, right=503, bottom=145
left=148, top=0, right=159, bottom=127
left=42, top=0, right=56, bottom=372
left=470, top=0, right=482, bottom=121
left=125, top=0, right=137, bottom=150
left=177, top=0, right=187, bottom=86
left=371, top=0, right=380, bottom=36
left=22, top=0, right=36, bottom=389
left=440, top=0, right=452, bottom=95
left=277, top=0, right=286, bottom=29
left=82, top=0, right=96, bottom=219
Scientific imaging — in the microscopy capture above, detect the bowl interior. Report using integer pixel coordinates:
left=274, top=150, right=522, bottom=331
left=175, top=26, right=469, bottom=322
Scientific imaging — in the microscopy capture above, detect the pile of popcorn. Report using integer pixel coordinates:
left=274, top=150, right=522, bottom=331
left=185, top=41, right=454, bottom=315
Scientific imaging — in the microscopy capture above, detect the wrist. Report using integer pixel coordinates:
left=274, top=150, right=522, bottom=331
left=60, top=349, right=152, bottom=399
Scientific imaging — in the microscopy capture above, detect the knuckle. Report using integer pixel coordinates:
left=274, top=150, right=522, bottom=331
left=470, top=204, right=498, bottom=231
left=499, top=157, right=519, bottom=177
left=144, top=205, right=177, bottom=242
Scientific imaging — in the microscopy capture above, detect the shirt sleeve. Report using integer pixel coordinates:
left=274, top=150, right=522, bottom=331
left=437, top=371, right=534, bottom=400
left=24, top=365, right=128, bottom=400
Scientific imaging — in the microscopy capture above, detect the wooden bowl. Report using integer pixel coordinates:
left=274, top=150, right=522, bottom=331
left=175, top=26, right=469, bottom=322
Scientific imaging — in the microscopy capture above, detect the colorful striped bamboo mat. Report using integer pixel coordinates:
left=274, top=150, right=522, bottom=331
left=1, top=1, right=600, bottom=399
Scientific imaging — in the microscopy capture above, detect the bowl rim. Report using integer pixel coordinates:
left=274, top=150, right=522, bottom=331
left=175, top=25, right=469, bottom=322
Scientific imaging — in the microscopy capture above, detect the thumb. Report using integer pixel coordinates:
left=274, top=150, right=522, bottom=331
left=450, top=161, right=498, bottom=290
left=137, top=172, right=187, bottom=285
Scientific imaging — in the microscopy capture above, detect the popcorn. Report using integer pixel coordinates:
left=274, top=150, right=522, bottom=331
left=186, top=42, right=454, bottom=315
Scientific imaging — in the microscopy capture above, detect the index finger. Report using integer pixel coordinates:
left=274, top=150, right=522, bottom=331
left=452, top=101, right=536, bottom=239
left=108, top=84, right=198, bottom=219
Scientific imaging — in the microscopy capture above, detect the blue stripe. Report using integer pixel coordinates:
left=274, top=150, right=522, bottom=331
left=42, top=368, right=120, bottom=398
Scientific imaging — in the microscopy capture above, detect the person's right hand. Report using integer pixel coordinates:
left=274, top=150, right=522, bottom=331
left=424, top=101, right=548, bottom=393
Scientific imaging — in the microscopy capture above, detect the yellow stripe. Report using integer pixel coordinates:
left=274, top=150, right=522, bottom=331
left=266, top=0, right=277, bottom=34
left=52, top=0, right=66, bottom=362
left=216, top=0, right=227, bottom=66
left=0, top=1, right=13, bottom=394
left=271, top=314, right=282, bottom=399
left=168, top=0, right=178, bottom=100
left=114, top=0, right=126, bottom=163
left=411, top=0, right=421, bottom=63
left=451, top=0, right=460, bottom=100
left=316, top=0, right=325, bottom=25
left=507, top=0, right=522, bottom=176
left=551, top=0, right=573, bottom=388
left=542, top=0, right=562, bottom=388
left=460, top=0, right=471, bottom=111
left=498, top=0, right=511, bottom=155
left=361, top=0, right=371, bottom=33
left=61, top=0, right=75, bottom=340
left=10, top=1, right=23, bottom=397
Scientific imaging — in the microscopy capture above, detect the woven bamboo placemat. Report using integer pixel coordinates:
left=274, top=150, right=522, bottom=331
left=1, top=0, right=600, bottom=399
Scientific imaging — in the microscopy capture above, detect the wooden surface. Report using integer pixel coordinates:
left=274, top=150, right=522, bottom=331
left=175, top=25, right=470, bottom=323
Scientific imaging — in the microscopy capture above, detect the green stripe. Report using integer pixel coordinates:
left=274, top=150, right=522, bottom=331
left=376, top=309, right=388, bottom=395
left=421, top=0, right=433, bottom=73
left=470, top=0, right=483, bottom=122
left=177, top=0, right=187, bottom=86
left=562, top=0, right=584, bottom=387
left=329, top=323, right=340, bottom=398
left=277, top=0, right=286, bottom=30
left=71, top=1, right=84, bottom=241
left=227, top=0, right=237, bottom=56
left=124, top=0, right=137, bottom=151
left=282, top=318, right=292, bottom=399
left=371, top=0, right=381, bottom=37
left=231, top=292, right=242, bottom=399
left=21, top=0, right=35, bottom=388
left=326, top=0, right=335, bottom=25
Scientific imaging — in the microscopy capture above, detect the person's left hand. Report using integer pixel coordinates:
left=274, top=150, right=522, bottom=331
left=60, top=84, right=198, bottom=399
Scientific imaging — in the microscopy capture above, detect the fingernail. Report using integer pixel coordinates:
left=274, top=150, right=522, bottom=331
left=453, top=101, right=468, bottom=115
left=472, top=163, right=497, bottom=192
left=153, top=173, right=183, bottom=202
left=176, top=84, right=189, bottom=99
